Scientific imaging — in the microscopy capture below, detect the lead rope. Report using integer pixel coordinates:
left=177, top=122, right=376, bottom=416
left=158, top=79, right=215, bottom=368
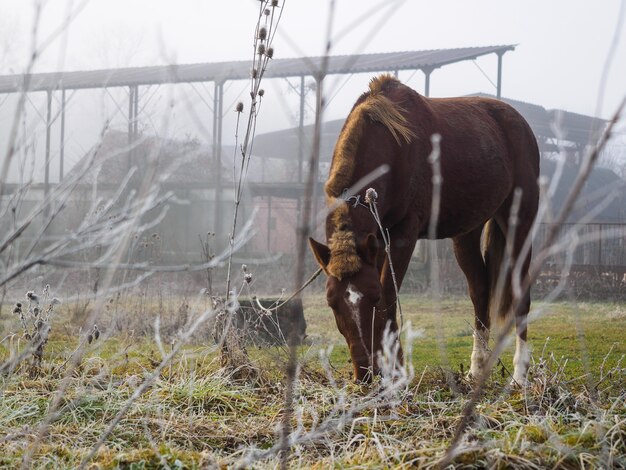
left=254, top=267, right=324, bottom=314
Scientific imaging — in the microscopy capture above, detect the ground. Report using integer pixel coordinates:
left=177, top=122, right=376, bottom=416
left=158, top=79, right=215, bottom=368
left=0, top=295, right=624, bottom=468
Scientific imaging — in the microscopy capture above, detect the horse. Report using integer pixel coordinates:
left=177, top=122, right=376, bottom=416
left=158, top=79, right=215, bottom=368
left=309, top=74, right=539, bottom=383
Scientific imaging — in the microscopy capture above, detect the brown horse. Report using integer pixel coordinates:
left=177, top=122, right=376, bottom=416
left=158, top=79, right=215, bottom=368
left=309, top=74, right=539, bottom=383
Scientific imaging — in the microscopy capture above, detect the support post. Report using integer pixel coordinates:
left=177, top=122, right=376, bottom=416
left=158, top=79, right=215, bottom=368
left=311, top=76, right=323, bottom=226
left=59, top=89, right=66, bottom=181
left=267, top=195, right=273, bottom=252
left=213, top=82, right=224, bottom=238
left=133, top=85, right=139, bottom=137
left=44, top=90, right=52, bottom=206
left=128, top=86, right=135, bottom=168
left=298, top=75, right=305, bottom=184
left=496, top=51, right=504, bottom=99
left=423, top=67, right=432, bottom=97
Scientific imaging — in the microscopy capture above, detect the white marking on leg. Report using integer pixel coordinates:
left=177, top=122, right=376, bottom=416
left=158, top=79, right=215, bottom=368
left=512, top=337, right=530, bottom=386
left=470, top=328, right=489, bottom=378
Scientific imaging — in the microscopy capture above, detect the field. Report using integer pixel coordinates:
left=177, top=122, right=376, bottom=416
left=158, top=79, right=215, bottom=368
left=1, top=294, right=625, bottom=469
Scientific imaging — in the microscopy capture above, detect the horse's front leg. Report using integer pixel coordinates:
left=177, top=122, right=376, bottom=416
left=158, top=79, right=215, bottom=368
left=376, top=225, right=419, bottom=371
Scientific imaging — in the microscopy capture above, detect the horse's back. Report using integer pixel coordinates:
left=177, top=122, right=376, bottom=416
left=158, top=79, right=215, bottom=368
left=424, top=95, right=540, bottom=182
left=407, top=94, right=539, bottom=237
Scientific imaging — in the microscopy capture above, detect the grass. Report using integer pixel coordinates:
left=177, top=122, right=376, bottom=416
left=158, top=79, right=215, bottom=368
left=303, top=296, right=626, bottom=381
left=0, top=294, right=625, bottom=468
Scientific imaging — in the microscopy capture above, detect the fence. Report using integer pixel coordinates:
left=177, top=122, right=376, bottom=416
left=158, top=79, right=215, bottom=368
left=403, top=223, right=626, bottom=299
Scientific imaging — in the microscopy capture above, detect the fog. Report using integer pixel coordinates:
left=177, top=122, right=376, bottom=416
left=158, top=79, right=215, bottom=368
left=1, top=1, right=625, bottom=180
left=2, top=1, right=625, bottom=117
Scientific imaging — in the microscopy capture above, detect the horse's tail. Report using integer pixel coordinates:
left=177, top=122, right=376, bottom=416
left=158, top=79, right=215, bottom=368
left=484, top=219, right=513, bottom=327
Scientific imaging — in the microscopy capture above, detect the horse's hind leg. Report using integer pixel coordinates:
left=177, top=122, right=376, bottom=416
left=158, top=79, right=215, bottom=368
left=494, top=193, right=537, bottom=386
left=452, top=225, right=489, bottom=379
left=511, top=218, right=534, bottom=386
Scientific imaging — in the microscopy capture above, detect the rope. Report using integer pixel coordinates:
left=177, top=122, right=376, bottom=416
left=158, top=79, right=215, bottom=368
left=254, top=267, right=323, bottom=313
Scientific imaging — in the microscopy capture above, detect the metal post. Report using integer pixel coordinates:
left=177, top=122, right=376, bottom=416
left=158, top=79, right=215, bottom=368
left=128, top=86, right=135, bottom=168
left=44, top=90, right=52, bottom=203
left=423, top=68, right=432, bottom=97
left=496, top=52, right=503, bottom=99
left=212, top=81, right=219, bottom=174
left=311, top=76, right=323, bottom=224
left=128, top=86, right=134, bottom=143
left=133, top=85, right=139, bottom=137
left=598, top=224, right=602, bottom=266
left=298, top=75, right=305, bottom=184
left=59, top=89, right=66, bottom=181
left=267, top=195, right=272, bottom=252
left=213, top=82, right=224, bottom=237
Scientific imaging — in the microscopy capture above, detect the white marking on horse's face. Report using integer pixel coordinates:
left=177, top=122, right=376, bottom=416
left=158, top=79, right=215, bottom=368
left=346, top=283, right=363, bottom=307
left=344, top=283, right=370, bottom=359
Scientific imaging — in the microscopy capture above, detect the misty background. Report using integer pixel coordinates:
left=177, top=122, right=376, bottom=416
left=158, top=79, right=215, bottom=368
left=1, top=0, right=625, bottom=184
left=0, top=0, right=624, bottom=296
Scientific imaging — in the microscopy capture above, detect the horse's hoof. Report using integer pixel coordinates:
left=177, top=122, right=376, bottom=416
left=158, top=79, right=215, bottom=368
left=465, top=371, right=482, bottom=385
left=509, top=377, right=530, bottom=388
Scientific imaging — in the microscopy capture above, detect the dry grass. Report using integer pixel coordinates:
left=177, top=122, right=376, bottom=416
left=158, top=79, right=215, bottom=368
left=0, top=294, right=624, bottom=468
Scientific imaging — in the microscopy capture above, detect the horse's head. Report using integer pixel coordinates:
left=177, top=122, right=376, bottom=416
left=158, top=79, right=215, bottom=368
left=309, top=232, right=389, bottom=381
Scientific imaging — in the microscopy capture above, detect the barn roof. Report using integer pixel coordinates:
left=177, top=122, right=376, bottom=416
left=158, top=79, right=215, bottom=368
left=0, top=45, right=515, bottom=93
left=252, top=94, right=608, bottom=161
left=470, top=93, right=607, bottom=147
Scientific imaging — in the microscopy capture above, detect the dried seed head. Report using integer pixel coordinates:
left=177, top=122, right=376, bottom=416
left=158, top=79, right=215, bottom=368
left=264, top=8, right=270, bottom=15
left=272, top=0, right=279, bottom=6
left=241, top=264, right=248, bottom=273
left=258, top=89, right=265, bottom=97
left=258, top=27, right=267, bottom=41
left=236, top=102, right=244, bottom=113
left=266, top=47, right=274, bottom=59
left=33, top=307, right=40, bottom=317
left=94, top=325, right=100, bottom=340
left=364, top=187, right=378, bottom=204
left=87, top=334, right=93, bottom=344
left=26, top=291, right=39, bottom=303
left=257, top=44, right=265, bottom=55
left=251, top=68, right=258, bottom=79
left=244, top=273, right=253, bottom=284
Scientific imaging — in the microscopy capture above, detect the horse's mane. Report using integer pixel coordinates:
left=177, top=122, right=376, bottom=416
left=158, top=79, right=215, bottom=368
left=325, top=74, right=415, bottom=199
left=326, top=200, right=361, bottom=280
left=324, top=75, right=415, bottom=279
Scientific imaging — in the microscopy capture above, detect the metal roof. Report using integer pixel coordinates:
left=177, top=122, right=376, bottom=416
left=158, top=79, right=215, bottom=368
left=0, top=45, right=515, bottom=93
left=253, top=93, right=608, bottom=161
left=471, top=93, right=607, bottom=147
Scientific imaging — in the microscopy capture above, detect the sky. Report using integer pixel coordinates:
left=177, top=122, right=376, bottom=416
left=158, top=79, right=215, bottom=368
left=0, top=0, right=625, bottom=180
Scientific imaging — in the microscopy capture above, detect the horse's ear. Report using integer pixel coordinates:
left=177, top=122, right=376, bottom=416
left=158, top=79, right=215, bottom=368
left=362, top=233, right=379, bottom=265
left=309, top=237, right=331, bottom=274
